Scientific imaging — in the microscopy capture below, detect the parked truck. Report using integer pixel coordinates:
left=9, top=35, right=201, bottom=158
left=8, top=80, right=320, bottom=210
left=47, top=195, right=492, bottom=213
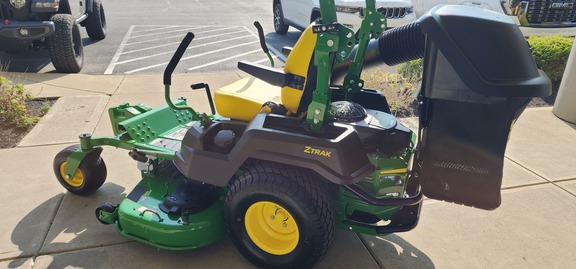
left=413, top=0, right=576, bottom=36
left=0, top=0, right=107, bottom=73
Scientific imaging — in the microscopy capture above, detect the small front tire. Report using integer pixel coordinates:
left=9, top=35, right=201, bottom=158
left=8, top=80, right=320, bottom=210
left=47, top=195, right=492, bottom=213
left=95, top=203, right=116, bottom=225
left=53, top=145, right=107, bottom=195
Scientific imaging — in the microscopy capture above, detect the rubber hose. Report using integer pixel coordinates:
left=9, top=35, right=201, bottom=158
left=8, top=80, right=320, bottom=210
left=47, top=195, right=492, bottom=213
left=331, top=21, right=425, bottom=83
left=377, top=21, right=425, bottom=66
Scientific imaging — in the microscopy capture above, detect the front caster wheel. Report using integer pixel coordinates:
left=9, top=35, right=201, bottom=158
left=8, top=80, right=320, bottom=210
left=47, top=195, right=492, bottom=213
left=96, top=203, right=117, bottom=225
left=225, top=162, right=334, bottom=269
left=53, top=144, right=107, bottom=195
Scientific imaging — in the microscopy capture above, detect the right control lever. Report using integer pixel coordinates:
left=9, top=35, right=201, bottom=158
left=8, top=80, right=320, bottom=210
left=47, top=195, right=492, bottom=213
left=254, top=21, right=275, bottom=68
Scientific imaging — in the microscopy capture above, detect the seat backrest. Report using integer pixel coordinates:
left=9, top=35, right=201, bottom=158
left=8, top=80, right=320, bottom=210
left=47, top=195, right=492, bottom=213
left=281, top=24, right=317, bottom=114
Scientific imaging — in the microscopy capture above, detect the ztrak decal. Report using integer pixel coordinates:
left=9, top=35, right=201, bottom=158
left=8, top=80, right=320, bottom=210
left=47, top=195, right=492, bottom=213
left=303, top=146, right=332, bottom=157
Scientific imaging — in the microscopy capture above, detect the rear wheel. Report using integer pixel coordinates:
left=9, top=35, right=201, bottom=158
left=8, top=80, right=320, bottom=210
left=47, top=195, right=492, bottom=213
left=53, top=145, right=107, bottom=195
left=47, top=14, right=84, bottom=73
left=85, top=0, right=107, bottom=40
left=273, top=2, right=289, bottom=35
left=225, top=162, right=334, bottom=268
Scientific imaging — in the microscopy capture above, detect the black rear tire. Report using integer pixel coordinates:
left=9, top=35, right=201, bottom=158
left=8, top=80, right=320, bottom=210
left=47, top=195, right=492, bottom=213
left=47, top=14, right=84, bottom=73
left=53, top=144, right=107, bottom=195
left=273, top=2, right=289, bottom=35
left=85, top=0, right=107, bottom=40
left=225, top=162, right=334, bottom=269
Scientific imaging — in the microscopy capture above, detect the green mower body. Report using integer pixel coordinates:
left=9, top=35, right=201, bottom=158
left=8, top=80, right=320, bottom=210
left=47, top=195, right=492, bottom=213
left=53, top=0, right=551, bottom=268
left=96, top=99, right=419, bottom=249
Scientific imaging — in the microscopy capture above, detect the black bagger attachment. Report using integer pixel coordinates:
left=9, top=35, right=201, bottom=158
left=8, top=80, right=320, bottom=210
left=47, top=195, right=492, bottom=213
left=414, top=5, right=551, bottom=209
left=331, top=5, right=552, bottom=209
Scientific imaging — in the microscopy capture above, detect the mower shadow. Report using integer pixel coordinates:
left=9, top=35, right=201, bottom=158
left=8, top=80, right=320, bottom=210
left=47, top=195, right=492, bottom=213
left=8, top=181, right=434, bottom=268
left=8, top=183, right=126, bottom=269
left=7, top=182, right=256, bottom=268
left=364, top=234, right=436, bottom=268
left=7, top=194, right=63, bottom=268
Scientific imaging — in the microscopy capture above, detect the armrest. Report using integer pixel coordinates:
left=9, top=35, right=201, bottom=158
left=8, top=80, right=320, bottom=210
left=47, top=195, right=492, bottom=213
left=237, top=61, right=305, bottom=90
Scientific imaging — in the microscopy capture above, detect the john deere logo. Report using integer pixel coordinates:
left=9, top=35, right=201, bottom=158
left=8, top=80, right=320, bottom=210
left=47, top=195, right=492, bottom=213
left=551, top=2, right=573, bottom=9
left=303, top=146, right=332, bottom=157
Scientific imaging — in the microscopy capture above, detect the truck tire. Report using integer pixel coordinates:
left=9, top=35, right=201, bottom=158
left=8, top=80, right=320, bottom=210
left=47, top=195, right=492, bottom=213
left=47, top=14, right=84, bottom=73
left=225, top=162, right=334, bottom=268
left=273, top=2, right=289, bottom=35
left=85, top=0, right=107, bottom=40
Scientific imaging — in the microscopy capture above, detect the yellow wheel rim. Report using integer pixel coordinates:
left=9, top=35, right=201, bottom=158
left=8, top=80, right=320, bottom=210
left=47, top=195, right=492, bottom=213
left=59, top=162, right=84, bottom=188
left=245, top=201, right=299, bottom=255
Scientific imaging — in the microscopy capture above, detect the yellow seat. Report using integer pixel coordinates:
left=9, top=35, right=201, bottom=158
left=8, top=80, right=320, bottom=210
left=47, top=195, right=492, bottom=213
left=214, top=77, right=281, bottom=121
left=214, top=24, right=317, bottom=121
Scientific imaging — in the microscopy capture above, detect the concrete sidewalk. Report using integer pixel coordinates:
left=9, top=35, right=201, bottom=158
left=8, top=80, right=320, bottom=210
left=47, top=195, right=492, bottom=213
left=1, top=73, right=575, bottom=269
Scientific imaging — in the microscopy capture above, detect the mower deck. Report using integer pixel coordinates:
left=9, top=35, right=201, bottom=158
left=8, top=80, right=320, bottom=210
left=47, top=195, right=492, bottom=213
left=114, top=162, right=226, bottom=250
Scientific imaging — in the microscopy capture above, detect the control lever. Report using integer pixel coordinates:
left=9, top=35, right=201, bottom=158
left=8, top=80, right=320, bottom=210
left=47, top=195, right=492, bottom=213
left=254, top=21, right=275, bottom=67
left=191, top=83, right=216, bottom=115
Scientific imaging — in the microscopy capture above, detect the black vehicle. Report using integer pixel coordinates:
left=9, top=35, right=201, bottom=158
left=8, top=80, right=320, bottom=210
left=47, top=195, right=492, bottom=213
left=0, top=0, right=106, bottom=73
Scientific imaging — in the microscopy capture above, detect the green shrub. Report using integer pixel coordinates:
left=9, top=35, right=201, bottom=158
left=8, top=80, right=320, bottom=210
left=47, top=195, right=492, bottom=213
left=40, top=100, right=52, bottom=115
left=362, top=69, right=418, bottom=117
left=0, top=76, right=40, bottom=128
left=397, top=59, right=423, bottom=81
left=359, top=59, right=423, bottom=117
left=528, top=36, right=574, bottom=87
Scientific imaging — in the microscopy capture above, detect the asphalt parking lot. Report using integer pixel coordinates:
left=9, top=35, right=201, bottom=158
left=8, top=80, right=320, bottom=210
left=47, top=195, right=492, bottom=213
left=104, top=24, right=285, bottom=75
left=0, top=0, right=297, bottom=75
